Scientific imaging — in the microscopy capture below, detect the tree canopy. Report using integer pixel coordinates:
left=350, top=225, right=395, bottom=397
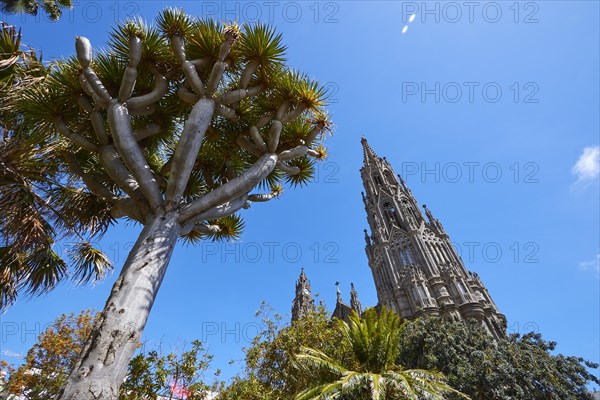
left=0, top=0, right=72, bottom=20
left=219, top=306, right=600, bottom=400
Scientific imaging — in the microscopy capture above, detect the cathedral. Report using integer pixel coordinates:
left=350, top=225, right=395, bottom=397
left=291, top=138, right=507, bottom=339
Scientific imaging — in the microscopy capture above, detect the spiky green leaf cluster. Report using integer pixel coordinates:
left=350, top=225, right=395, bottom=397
left=0, top=26, right=112, bottom=309
left=6, top=9, right=334, bottom=308
left=0, top=0, right=72, bottom=20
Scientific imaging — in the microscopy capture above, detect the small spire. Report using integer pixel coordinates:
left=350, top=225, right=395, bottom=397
left=299, top=267, right=307, bottom=280
left=350, top=283, right=362, bottom=314
left=335, top=281, right=342, bottom=302
left=361, top=136, right=380, bottom=166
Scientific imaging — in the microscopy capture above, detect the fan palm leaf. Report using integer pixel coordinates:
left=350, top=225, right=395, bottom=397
left=293, top=308, right=470, bottom=400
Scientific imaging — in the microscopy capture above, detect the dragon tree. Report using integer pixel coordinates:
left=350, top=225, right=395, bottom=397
left=16, top=9, right=332, bottom=398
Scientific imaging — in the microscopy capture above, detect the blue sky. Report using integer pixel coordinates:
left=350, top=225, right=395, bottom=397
left=1, top=0, right=599, bottom=386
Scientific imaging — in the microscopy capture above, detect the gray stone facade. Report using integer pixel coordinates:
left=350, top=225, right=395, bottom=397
left=292, top=138, right=506, bottom=339
left=360, top=138, right=506, bottom=339
left=291, top=268, right=316, bottom=322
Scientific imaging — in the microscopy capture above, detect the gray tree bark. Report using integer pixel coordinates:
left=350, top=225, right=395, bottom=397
left=56, top=211, right=181, bottom=399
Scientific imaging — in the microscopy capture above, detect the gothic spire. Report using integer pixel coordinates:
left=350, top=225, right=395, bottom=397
left=291, top=268, right=315, bottom=322
left=350, top=283, right=362, bottom=314
left=361, top=136, right=380, bottom=166
left=359, top=137, right=506, bottom=339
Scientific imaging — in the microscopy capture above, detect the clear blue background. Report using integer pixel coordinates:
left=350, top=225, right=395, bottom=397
left=1, top=0, right=598, bottom=387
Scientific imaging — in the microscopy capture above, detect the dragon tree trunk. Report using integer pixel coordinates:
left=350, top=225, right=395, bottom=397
left=56, top=211, right=181, bottom=399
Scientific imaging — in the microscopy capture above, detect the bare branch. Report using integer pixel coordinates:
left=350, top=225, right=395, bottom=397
left=180, top=153, right=278, bottom=221
left=110, top=197, right=145, bottom=223
left=107, top=103, right=163, bottom=209
left=63, top=152, right=117, bottom=202
left=215, top=84, right=266, bottom=105
left=256, top=112, right=274, bottom=129
left=281, top=103, right=308, bottom=124
left=171, top=35, right=204, bottom=96
left=165, top=98, right=215, bottom=203
left=278, top=145, right=308, bottom=161
left=248, top=192, right=278, bottom=202
left=180, top=222, right=221, bottom=236
left=134, top=123, right=162, bottom=142
left=118, top=36, right=142, bottom=101
left=275, top=100, right=290, bottom=121
left=53, top=118, right=98, bottom=152
left=236, top=135, right=262, bottom=157
left=215, top=103, right=238, bottom=120
left=127, top=73, right=168, bottom=109
left=98, top=145, right=140, bottom=197
left=267, top=120, right=282, bottom=152
left=239, top=58, right=259, bottom=89
left=79, top=75, right=109, bottom=108
left=276, top=161, right=300, bottom=175
left=184, top=195, right=249, bottom=226
left=206, top=61, right=227, bottom=96
left=177, top=86, right=199, bottom=104
left=306, top=123, right=326, bottom=145
left=82, top=68, right=112, bottom=103
left=190, top=57, right=212, bottom=70
left=248, top=126, right=267, bottom=152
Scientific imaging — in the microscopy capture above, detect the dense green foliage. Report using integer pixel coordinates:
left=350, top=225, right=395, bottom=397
left=0, top=24, right=113, bottom=309
left=218, top=302, right=350, bottom=399
left=293, top=308, right=465, bottom=399
left=219, top=307, right=599, bottom=400
left=0, top=0, right=72, bottom=20
left=397, top=318, right=600, bottom=400
left=2, top=307, right=598, bottom=399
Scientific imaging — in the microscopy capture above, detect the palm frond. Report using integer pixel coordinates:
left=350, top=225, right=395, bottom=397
left=67, top=241, right=112, bottom=285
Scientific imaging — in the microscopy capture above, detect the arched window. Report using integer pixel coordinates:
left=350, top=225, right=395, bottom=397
left=373, top=173, right=383, bottom=185
left=383, top=201, right=402, bottom=227
left=455, top=280, right=468, bottom=294
left=383, top=169, right=396, bottom=184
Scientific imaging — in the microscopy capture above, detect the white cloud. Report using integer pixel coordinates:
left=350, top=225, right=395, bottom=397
left=578, top=254, right=600, bottom=275
left=571, top=145, right=600, bottom=183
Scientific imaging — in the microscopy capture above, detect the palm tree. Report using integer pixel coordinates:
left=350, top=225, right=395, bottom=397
left=294, top=308, right=470, bottom=400
left=15, top=9, right=332, bottom=398
left=0, top=23, right=112, bottom=309
left=0, top=0, right=72, bottom=20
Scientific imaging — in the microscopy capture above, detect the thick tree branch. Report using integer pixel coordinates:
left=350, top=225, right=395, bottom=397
left=177, top=86, right=199, bottom=104
left=107, top=102, right=163, bottom=209
left=110, top=198, right=145, bottom=223
left=248, top=126, right=267, bottom=152
left=118, top=36, right=142, bottom=101
left=127, top=73, right=168, bottom=109
left=276, top=161, right=300, bottom=175
left=165, top=98, right=215, bottom=203
left=134, top=123, right=162, bottom=142
left=267, top=120, right=282, bottom=152
left=279, top=145, right=308, bottom=161
left=180, top=153, right=278, bottom=221
left=63, top=152, right=118, bottom=202
left=281, top=103, right=308, bottom=124
left=183, top=194, right=249, bottom=228
left=215, top=84, right=266, bottom=105
left=235, top=135, right=262, bottom=157
left=98, top=146, right=138, bottom=192
left=248, top=192, right=278, bottom=202
left=53, top=118, right=98, bottom=152
left=171, top=35, right=204, bottom=96
left=239, top=58, right=259, bottom=89
left=215, top=103, right=238, bottom=120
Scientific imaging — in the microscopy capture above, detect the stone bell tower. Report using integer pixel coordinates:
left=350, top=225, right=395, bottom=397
left=360, top=137, right=506, bottom=338
left=291, top=268, right=316, bottom=322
